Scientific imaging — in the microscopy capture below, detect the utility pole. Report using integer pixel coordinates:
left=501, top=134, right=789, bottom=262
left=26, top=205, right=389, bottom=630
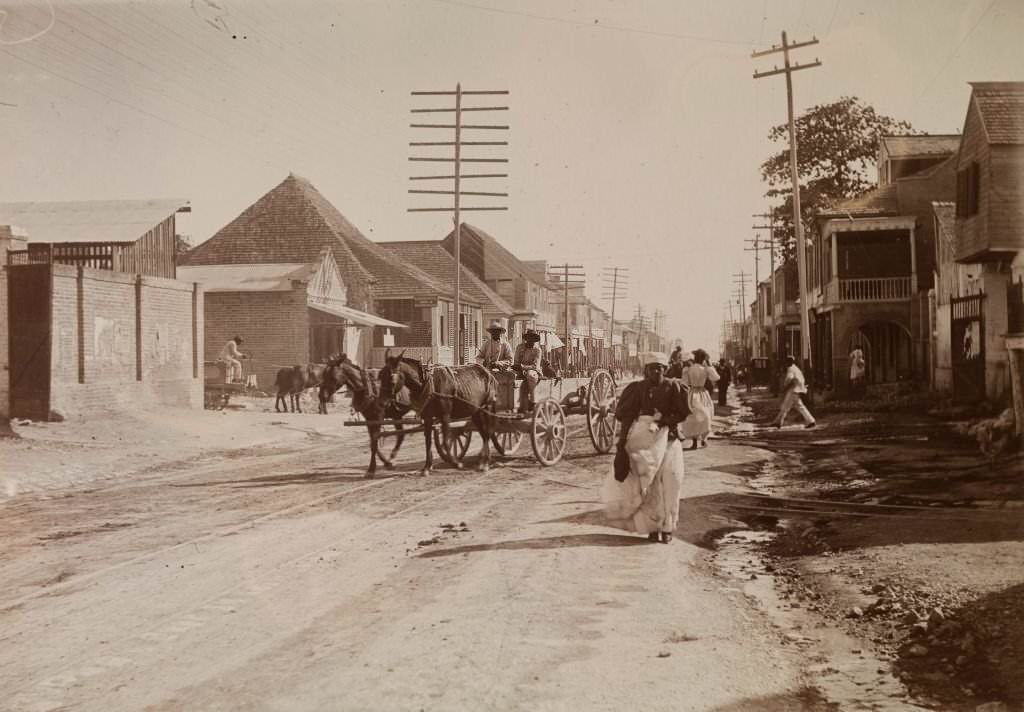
left=602, top=267, right=629, bottom=370
left=743, top=234, right=769, bottom=357
left=409, top=84, right=509, bottom=364
left=549, top=264, right=585, bottom=374
left=753, top=32, right=821, bottom=371
left=633, top=304, right=649, bottom=355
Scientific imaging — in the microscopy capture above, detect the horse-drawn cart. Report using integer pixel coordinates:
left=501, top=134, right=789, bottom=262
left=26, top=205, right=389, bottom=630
left=345, top=365, right=619, bottom=469
left=203, top=360, right=257, bottom=410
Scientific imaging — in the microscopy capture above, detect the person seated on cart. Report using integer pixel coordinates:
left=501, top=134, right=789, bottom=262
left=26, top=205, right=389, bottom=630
left=476, top=320, right=513, bottom=371
left=513, top=328, right=543, bottom=413
left=218, top=335, right=248, bottom=384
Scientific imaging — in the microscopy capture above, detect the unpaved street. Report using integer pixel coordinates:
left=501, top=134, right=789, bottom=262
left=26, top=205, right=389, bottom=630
left=1, top=413, right=816, bottom=712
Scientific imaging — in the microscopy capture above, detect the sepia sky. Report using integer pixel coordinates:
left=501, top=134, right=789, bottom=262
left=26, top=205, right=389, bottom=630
left=2, top=0, right=1022, bottom=353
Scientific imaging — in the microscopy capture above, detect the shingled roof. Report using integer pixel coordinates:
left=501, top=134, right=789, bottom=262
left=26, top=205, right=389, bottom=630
left=443, top=223, right=537, bottom=282
left=880, top=135, right=960, bottom=158
left=818, top=182, right=900, bottom=218
left=181, top=174, right=448, bottom=300
left=970, top=82, right=1024, bottom=145
left=378, top=241, right=505, bottom=311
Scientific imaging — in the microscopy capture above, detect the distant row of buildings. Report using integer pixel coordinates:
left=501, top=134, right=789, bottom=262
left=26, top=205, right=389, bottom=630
left=0, top=174, right=666, bottom=421
left=743, top=82, right=1023, bottom=408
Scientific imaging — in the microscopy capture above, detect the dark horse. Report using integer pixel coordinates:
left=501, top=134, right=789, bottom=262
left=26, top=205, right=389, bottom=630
left=378, top=349, right=497, bottom=476
left=321, top=358, right=409, bottom=477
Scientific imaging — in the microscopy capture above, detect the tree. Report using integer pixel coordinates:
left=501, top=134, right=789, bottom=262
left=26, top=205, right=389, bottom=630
left=761, top=96, right=918, bottom=261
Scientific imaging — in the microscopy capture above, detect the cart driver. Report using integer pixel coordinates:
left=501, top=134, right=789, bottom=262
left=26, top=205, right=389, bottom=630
left=514, top=329, right=543, bottom=413
left=218, top=334, right=248, bottom=384
left=476, top=320, right=513, bottom=370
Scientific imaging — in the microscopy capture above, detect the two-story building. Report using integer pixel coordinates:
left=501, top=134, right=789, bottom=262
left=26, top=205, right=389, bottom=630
left=442, top=224, right=558, bottom=344
left=809, top=135, right=957, bottom=394
left=948, top=82, right=1024, bottom=403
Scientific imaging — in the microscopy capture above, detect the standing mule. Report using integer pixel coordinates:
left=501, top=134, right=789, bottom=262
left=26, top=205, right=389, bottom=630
left=321, top=359, right=408, bottom=477
left=274, top=364, right=329, bottom=413
left=378, top=349, right=497, bottom=476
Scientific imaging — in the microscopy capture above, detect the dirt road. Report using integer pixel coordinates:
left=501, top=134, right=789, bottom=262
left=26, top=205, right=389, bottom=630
left=1, top=417, right=818, bottom=711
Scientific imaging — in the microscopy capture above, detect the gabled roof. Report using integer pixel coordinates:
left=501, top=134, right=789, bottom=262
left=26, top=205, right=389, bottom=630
left=181, top=174, right=448, bottom=300
left=818, top=182, right=900, bottom=218
left=880, top=134, right=960, bottom=159
left=0, top=199, right=188, bottom=244
left=970, top=82, right=1024, bottom=145
left=377, top=241, right=503, bottom=311
left=444, top=223, right=538, bottom=283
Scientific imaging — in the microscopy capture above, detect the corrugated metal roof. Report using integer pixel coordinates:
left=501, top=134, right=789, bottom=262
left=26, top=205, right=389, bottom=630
left=0, top=199, right=188, bottom=244
left=177, top=263, right=314, bottom=292
left=881, top=135, right=960, bottom=158
left=818, top=183, right=900, bottom=218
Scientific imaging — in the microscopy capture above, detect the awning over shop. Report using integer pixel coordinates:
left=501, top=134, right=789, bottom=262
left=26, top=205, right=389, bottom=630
left=543, top=332, right=565, bottom=349
left=309, top=301, right=408, bottom=329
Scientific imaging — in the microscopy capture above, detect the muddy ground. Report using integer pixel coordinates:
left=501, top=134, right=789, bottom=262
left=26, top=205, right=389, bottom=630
left=716, top=391, right=1024, bottom=711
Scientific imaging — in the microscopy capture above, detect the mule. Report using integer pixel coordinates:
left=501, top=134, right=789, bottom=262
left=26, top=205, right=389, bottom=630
left=321, top=358, right=409, bottom=477
left=274, top=364, right=329, bottom=414
left=378, top=349, right=497, bottom=476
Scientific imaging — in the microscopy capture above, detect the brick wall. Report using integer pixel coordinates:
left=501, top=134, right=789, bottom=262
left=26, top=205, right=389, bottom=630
left=203, top=287, right=309, bottom=390
left=47, top=265, right=202, bottom=418
left=0, top=268, right=8, bottom=419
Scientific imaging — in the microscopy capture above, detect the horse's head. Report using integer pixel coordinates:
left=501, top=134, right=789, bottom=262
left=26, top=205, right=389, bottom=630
left=381, top=348, right=422, bottom=401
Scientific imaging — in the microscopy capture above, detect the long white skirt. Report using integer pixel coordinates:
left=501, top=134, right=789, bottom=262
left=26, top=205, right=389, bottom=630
left=602, top=417, right=685, bottom=535
left=681, top=388, right=714, bottom=439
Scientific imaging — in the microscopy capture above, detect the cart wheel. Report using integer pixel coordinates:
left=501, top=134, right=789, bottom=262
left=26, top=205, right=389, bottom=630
left=435, top=425, right=472, bottom=466
left=491, top=429, right=524, bottom=458
left=586, top=368, right=618, bottom=453
left=531, top=398, right=567, bottom=466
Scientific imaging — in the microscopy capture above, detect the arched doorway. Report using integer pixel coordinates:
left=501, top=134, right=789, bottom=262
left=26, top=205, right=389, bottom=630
left=850, top=321, right=913, bottom=384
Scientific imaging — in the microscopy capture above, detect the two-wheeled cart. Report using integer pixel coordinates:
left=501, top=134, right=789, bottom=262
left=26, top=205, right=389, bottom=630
left=346, top=367, right=618, bottom=468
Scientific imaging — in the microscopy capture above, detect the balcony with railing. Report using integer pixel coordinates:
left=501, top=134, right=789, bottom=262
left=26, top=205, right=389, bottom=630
left=839, top=276, right=913, bottom=301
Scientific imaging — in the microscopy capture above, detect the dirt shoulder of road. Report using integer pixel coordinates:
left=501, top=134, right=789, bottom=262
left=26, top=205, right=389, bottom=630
left=2, top=393, right=360, bottom=499
left=724, top=390, right=1024, bottom=711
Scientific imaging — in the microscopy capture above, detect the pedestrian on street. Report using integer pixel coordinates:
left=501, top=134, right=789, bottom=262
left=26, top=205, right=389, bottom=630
left=603, top=352, right=690, bottom=543
left=774, top=355, right=816, bottom=429
left=680, top=348, right=719, bottom=449
left=218, top=335, right=247, bottom=384
left=849, top=346, right=866, bottom=399
left=716, top=358, right=732, bottom=407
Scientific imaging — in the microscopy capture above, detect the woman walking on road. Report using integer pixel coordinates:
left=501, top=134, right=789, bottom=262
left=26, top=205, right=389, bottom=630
left=603, top=352, right=690, bottom=543
left=680, top=349, right=719, bottom=449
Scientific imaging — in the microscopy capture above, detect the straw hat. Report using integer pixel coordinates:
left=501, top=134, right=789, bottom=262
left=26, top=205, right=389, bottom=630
left=486, top=320, right=506, bottom=334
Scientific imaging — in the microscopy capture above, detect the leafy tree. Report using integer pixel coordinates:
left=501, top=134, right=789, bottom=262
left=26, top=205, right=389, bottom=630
left=761, top=96, right=918, bottom=261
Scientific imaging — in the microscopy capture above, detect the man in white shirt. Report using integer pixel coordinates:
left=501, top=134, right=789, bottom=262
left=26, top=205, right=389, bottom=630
left=218, top=335, right=247, bottom=384
left=774, top=355, right=816, bottom=429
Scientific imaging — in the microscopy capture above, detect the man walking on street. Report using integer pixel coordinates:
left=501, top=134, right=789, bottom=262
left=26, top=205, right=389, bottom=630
left=716, top=358, right=732, bottom=407
left=774, top=355, right=816, bottom=429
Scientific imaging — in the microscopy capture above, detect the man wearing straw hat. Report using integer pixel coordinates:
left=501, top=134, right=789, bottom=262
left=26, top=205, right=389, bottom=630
left=514, top=328, right=543, bottom=413
left=475, top=320, right=513, bottom=370
left=603, top=351, right=690, bottom=544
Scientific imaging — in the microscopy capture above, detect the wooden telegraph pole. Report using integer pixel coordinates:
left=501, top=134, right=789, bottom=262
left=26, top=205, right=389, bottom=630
left=548, top=264, right=585, bottom=374
left=752, top=32, right=821, bottom=371
left=602, top=267, right=629, bottom=366
left=409, top=85, right=509, bottom=364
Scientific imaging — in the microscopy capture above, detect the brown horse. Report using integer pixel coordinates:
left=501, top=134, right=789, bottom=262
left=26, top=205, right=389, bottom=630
left=378, top=349, right=497, bottom=476
left=321, top=358, right=409, bottom=477
left=275, top=364, right=329, bottom=414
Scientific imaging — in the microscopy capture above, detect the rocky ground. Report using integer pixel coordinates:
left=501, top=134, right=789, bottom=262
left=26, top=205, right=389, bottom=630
left=724, top=390, right=1024, bottom=711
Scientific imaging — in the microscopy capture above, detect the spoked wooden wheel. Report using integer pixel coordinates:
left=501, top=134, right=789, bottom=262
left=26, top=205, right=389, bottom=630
left=435, top=425, right=472, bottom=466
left=531, top=398, right=568, bottom=466
left=586, top=368, right=618, bottom=453
left=491, top=428, right=524, bottom=458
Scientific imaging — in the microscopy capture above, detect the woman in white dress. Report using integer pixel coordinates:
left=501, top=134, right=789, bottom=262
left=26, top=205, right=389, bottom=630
left=679, top=349, right=719, bottom=449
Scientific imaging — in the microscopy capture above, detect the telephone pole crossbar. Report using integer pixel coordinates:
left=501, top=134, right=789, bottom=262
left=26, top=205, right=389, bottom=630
left=408, top=84, right=510, bottom=364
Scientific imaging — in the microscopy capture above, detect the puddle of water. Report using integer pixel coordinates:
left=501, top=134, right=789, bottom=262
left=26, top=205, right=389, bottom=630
left=714, top=528, right=934, bottom=711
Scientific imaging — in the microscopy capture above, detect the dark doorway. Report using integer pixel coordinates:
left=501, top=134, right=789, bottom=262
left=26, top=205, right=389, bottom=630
left=951, top=294, right=985, bottom=402
left=9, top=264, right=52, bottom=420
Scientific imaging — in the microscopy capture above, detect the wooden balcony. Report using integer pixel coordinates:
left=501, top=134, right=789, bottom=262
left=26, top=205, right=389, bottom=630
left=825, top=276, right=913, bottom=302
